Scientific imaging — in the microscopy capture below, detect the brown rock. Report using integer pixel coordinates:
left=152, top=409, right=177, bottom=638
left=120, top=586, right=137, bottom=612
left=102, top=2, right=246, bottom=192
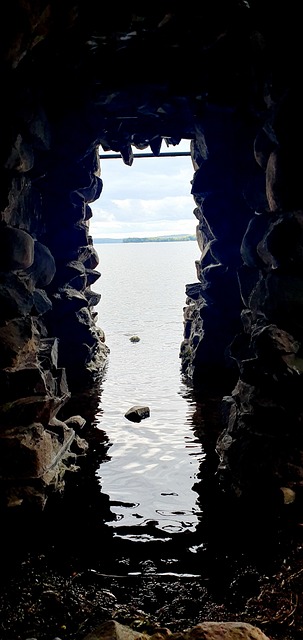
left=0, top=317, right=38, bottom=368
left=184, top=621, right=270, bottom=639
left=82, top=621, right=270, bottom=640
left=83, top=620, right=147, bottom=640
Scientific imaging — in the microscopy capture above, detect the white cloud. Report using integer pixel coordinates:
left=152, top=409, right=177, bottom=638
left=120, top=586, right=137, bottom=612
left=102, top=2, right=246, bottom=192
left=90, top=139, right=197, bottom=238
left=108, top=195, right=192, bottom=221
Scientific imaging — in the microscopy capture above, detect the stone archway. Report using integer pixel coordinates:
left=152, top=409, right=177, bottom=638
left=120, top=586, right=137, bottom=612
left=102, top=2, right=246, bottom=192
left=1, top=1, right=303, bottom=524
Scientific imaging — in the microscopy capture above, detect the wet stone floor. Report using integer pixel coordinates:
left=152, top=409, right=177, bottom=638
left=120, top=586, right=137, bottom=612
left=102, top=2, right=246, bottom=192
left=1, top=463, right=303, bottom=640
left=1, top=389, right=303, bottom=640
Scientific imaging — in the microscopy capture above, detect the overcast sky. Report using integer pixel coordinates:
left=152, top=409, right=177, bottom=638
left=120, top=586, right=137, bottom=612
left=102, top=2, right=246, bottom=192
left=89, top=139, right=197, bottom=239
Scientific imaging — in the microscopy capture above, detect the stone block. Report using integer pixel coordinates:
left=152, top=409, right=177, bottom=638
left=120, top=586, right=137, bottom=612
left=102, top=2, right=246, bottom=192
left=0, top=226, right=34, bottom=271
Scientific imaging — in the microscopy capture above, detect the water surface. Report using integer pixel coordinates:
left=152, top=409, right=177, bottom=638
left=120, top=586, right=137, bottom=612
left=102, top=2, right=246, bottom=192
left=93, top=241, right=205, bottom=541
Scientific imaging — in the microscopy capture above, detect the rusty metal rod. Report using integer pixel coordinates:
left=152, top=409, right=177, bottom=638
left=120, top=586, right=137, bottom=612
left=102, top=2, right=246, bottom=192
left=99, top=151, right=191, bottom=159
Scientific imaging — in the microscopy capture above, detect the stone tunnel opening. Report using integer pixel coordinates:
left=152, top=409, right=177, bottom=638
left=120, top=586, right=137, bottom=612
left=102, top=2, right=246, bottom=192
left=3, top=2, right=303, bottom=635
left=1, top=104, right=302, bottom=562
left=48, top=105, right=303, bottom=580
left=86, top=138, right=204, bottom=544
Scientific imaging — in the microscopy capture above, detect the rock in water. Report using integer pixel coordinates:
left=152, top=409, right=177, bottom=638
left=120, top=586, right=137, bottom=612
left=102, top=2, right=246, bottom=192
left=124, top=406, right=150, bottom=422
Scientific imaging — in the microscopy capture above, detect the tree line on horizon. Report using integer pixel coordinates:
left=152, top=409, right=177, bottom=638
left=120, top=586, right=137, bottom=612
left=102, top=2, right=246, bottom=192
left=94, top=234, right=196, bottom=244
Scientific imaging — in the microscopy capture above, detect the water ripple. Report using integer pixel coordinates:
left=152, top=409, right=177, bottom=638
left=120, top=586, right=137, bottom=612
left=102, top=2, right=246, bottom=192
left=94, top=242, right=204, bottom=540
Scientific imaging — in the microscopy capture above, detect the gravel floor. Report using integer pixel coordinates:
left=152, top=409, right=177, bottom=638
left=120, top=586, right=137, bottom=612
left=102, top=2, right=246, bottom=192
left=1, top=517, right=303, bottom=640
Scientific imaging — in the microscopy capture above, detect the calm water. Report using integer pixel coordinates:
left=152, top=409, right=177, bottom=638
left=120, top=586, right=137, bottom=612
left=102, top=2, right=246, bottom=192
left=93, top=241, right=206, bottom=542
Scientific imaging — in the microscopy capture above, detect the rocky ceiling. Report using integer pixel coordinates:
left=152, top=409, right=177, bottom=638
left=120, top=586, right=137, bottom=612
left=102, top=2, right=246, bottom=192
left=1, top=1, right=303, bottom=516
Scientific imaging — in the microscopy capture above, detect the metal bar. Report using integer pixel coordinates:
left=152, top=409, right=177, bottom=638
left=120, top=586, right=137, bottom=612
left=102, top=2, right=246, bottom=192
left=99, top=151, right=191, bottom=159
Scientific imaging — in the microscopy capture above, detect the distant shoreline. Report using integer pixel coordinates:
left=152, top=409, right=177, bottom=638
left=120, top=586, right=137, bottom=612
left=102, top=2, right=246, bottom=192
left=93, top=234, right=196, bottom=244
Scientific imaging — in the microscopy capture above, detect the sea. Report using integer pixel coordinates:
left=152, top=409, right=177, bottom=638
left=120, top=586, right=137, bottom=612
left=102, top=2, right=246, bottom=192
left=93, top=240, right=206, bottom=543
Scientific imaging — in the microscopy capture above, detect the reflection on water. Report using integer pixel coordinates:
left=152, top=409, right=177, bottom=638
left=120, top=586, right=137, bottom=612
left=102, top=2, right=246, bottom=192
left=95, top=375, right=205, bottom=540
left=54, top=242, right=289, bottom=577
left=93, top=242, right=205, bottom=541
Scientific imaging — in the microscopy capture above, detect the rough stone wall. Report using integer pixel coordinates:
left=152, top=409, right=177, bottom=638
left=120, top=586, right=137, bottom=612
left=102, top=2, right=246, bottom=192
left=180, top=110, right=259, bottom=393
left=1, top=0, right=303, bottom=515
left=216, top=88, right=303, bottom=509
left=0, top=85, right=109, bottom=509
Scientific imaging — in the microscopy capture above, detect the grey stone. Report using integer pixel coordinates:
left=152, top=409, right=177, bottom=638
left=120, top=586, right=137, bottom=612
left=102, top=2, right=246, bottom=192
left=125, top=406, right=150, bottom=423
left=27, top=241, right=56, bottom=287
left=0, top=226, right=34, bottom=271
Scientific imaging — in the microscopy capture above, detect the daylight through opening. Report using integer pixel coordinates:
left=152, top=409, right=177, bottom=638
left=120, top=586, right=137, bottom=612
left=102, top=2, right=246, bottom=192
left=88, top=139, right=204, bottom=542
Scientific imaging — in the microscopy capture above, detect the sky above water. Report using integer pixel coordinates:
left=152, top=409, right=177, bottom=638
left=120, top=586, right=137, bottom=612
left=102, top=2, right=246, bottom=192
left=89, top=139, right=197, bottom=239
